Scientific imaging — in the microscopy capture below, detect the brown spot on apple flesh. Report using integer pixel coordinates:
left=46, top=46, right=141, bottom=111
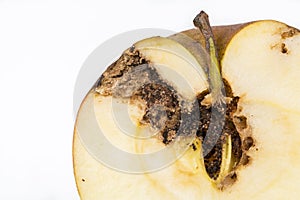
left=270, top=27, right=299, bottom=54
left=234, top=116, right=247, bottom=130
left=240, top=154, right=251, bottom=166
left=219, top=172, right=237, bottom=190
left=281, top=43, right=288, bottom=54
left=243, top=136, right=254, bottom=151
left=281, top=28, right=298, bottom=39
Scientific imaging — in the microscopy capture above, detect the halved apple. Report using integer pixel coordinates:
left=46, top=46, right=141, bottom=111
left=73, top=15, right=300, bottom=200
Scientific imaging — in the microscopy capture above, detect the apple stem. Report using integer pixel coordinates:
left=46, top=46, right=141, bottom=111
left=194, top=12, right=232, bottom=182
left=193, top=11, right=225, bottom=106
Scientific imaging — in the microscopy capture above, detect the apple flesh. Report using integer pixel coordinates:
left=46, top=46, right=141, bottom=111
left=73, top=19, right=300, bottom=199
left=221, top=20, right=300, bottom=198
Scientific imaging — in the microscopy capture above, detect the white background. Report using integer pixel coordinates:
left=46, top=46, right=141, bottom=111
left=0, top=0, right=299, bottom=199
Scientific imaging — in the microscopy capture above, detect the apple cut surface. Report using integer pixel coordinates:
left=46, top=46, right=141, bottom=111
left=220, top=20, right=300, bottom=199
left=73, top=20, right=300, bottom=200
left=73, top=37, right=214, bottom=200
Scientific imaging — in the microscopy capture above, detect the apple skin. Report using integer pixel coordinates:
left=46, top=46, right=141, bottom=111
left=73, top=20, right=300, bottom=200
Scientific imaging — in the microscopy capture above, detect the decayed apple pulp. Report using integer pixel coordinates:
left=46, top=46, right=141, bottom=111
left=73, top=19, right=300, bottom=200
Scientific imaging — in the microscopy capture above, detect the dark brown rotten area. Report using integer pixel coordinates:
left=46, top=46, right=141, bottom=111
left=96, top=48, right=198, bottom=144
left=133, top=83, right=181, bottom=144
left=196, top=80, right=243, bottom=180
left=95, top=47, right=148, bottom=96
left=95, top=48, right=252, bottom=182
left=133, top=83, right=200, bottom=144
